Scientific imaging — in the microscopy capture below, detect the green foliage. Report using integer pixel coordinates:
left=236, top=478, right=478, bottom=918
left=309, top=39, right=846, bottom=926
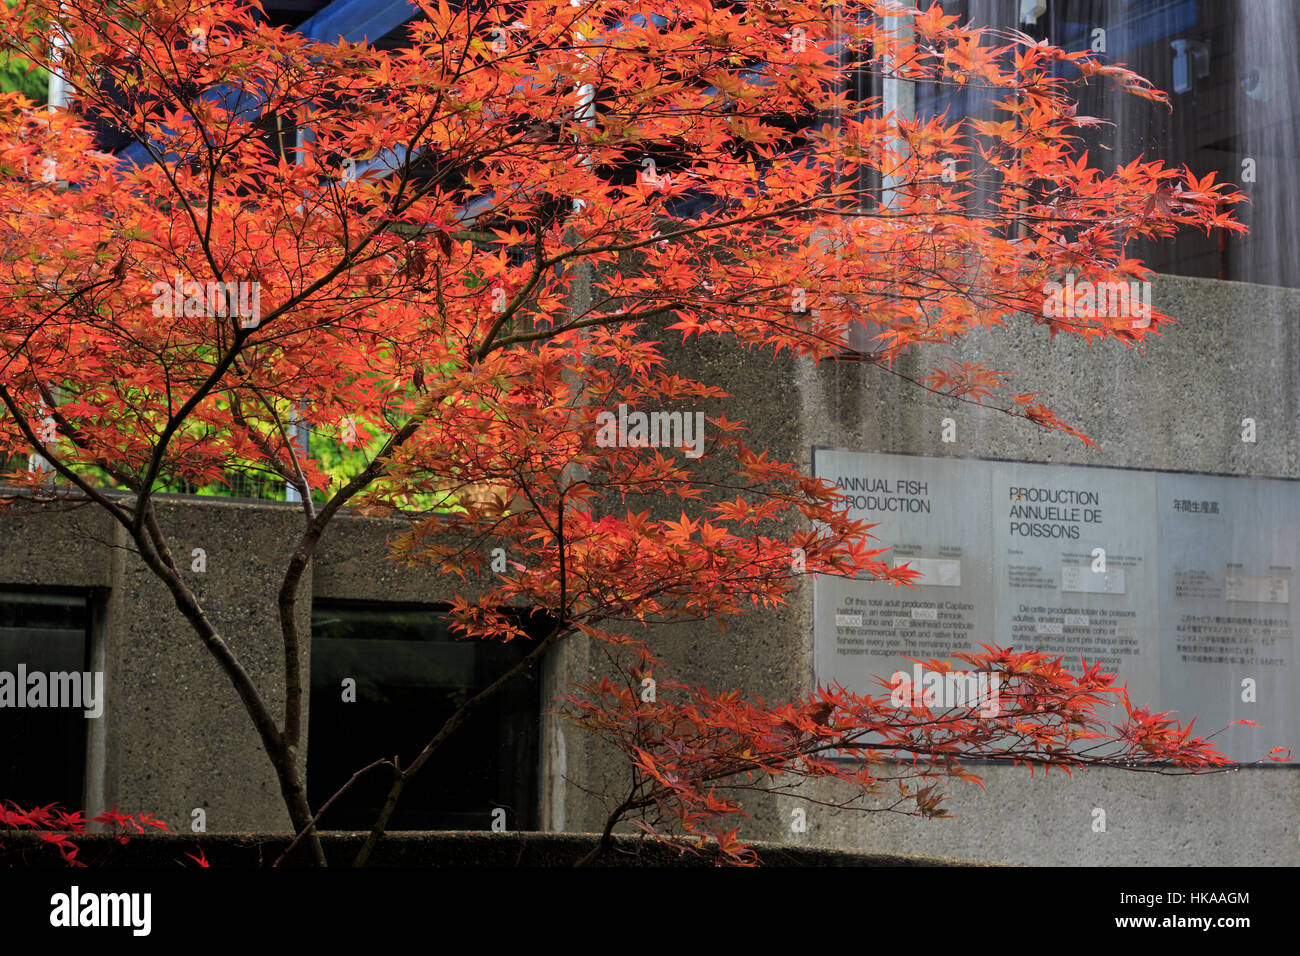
left=0, top=55, right=47, bottom=104
left=0, top=2, right=48, bottom=104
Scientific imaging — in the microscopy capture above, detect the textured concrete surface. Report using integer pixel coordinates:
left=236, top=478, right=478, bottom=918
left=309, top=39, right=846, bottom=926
left=762, top=762, right=1297, bottom=866
left=560, top=272, right=1300, bottom=865
left=0, top=273, right=1295, bottom=864
left=105, top=499, right=313, bottom=833
left=0, top=500, right=117, bottom=589
left=312, top=512, right=452, bottom=604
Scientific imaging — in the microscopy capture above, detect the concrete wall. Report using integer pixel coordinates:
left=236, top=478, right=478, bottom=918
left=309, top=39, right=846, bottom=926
left=0, top=500, right=310, bottom=831
left=547, top=272, right=1299, bottom=864
left=105, top=500, right=313, bottom=833
left=0, top=500, right=454, bottom=833
left=1, top=273, right=1295, bottom=864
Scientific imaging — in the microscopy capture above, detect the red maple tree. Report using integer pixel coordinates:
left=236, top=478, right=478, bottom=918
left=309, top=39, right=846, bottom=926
left=0, top=0, right=1273, bottom=866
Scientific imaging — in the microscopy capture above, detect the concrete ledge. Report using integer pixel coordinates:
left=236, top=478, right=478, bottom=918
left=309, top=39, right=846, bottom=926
left=0, top=830, right=1002, bottom=867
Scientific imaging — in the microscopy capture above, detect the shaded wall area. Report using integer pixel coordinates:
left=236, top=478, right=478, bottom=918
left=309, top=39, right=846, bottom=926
left=558, top=273, right=1299, bottom=865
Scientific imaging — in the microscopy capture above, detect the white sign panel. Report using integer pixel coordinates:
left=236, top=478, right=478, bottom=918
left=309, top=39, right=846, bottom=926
left=811, top=450, right=994, bottom=700
left=811, top=448, right=1297, bottom=763
left=990, top=460, right=1161, bottom=726
left=1155, top=473, right=1299, bottom=761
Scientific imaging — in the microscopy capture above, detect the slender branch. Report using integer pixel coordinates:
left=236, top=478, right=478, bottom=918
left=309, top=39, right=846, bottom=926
left=351, top=621, right=571, bottom=867
left=272, top=757, right=395, bottom=868
left=573, top=773, right=641, bottom=868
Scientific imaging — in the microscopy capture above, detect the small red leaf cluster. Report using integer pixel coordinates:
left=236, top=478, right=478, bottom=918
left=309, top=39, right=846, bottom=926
left=0, top=800, right=169, bottom=866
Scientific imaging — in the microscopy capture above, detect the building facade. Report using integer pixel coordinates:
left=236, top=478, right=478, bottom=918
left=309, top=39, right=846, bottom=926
left=2, top=0, right=1297, bottom=865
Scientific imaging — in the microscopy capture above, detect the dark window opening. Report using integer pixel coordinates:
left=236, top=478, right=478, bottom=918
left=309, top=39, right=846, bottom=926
left=0, top=591, right=92, bottom=813
left=307, top=602, right=545, bottom=831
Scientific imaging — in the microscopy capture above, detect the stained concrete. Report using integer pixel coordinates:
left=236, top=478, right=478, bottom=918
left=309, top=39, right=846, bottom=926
left=552, top=272, right=1300, bottom=864
left=0, top=273, right=1295, bottom=863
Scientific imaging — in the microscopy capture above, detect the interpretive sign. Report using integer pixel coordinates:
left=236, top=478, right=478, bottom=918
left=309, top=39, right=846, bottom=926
left=990, top=460, right=1161, bottom=723
left=811, top=448, right=1297, bottom=762
left=811, top=451, right=994, bottom=700
left=1155, top=472, right=1298, bottom=759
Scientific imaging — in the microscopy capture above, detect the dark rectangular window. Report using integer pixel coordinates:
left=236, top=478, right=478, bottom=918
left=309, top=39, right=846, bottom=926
left=308, top=603, right=543, bottom=831
left=0, top=591, right=92, bottom=812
